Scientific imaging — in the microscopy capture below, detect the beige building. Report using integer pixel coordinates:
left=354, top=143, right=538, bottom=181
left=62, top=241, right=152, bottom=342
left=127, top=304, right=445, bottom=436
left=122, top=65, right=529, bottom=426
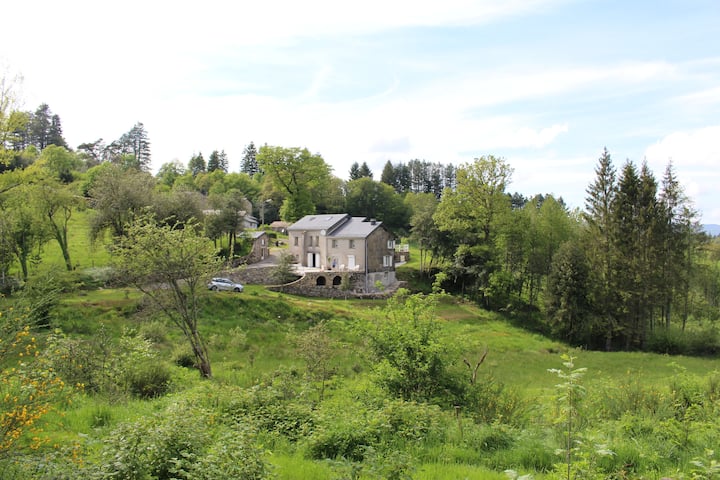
left=287, top=214, right=397, bottom=291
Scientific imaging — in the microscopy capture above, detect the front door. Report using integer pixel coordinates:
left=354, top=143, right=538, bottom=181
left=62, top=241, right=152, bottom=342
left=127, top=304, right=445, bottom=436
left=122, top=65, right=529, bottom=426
left=307, top=252, right=320, bottom=267
left=347, top=255, right=356, bottom=269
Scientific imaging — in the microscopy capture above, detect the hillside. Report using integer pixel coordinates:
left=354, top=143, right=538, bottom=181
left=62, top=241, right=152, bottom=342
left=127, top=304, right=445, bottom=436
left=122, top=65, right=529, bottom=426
left=2, top=283, right=720, bottom=479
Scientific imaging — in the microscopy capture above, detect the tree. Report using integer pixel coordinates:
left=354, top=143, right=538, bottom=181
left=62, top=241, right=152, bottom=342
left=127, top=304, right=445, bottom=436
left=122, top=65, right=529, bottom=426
left=207, top=150, right=228, bottom=173
left=121, top=122, right=151, bottom=171
left=546, top=241, right=593, bottom=343
left=1, top=65, right=24, bottom=167
left=156, top=160, right=186, bottom=188
left=349, top=161, right=372, bottom=180
left=205, top=189, right=250, bottom=259
left=345, top=178, right=409, bottom=230
left=433, top=156, right=513, bottom=302
left=188, top=152, right=206, bottom=176
left=107, top=122, right=151, bottom=171
left=405, top=192, right=440, bottom=273
left=1, top=189, right=48, bottom=281
left=37, top=145, right=80, bottom=183
left=113, top=215, right=221, bottom=378
left=256, top=145, right=332, bottom=222
left=380, top=160, right=397, bottom=190
left=658, top=161, right=701, bottom=331
left=241, top=141, right=259, bottom=176
left=88, top=164, right=157, bottom=239
left=349, top=161, right=361, bottom=180
left=296, top=321, right=334, bottom=401
left=28, top=169, right=81, bottom=271
left=364, top=290, right=462, bottom=404
left=77, top=138, right=107, bottom=168
left=582, top=148, right=617, bottom=350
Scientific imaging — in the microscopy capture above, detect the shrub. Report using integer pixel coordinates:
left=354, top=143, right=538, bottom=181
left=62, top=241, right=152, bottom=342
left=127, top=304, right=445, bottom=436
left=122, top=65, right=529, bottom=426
left=138, top=320, right=168, bottom=344
left=125, top=362, right=172, bottom=399
left=463, top=373, right=528, bottom=425
left=91, top=403, right=270, bottom=480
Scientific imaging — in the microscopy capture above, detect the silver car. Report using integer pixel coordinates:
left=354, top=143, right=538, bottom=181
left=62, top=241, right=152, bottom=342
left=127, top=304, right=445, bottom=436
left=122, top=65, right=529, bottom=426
left=207, top=277, right=244, bottom=292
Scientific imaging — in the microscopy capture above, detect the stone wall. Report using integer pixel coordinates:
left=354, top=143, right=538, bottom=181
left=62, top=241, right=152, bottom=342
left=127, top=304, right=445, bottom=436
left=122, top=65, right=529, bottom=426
left=228, top=266, right=404, bottom=299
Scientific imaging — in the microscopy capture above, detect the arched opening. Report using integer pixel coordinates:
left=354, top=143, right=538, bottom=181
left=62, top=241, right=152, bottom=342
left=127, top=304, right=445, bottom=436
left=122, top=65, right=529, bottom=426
left=332, top=276, right=342, bottom=286
left=316, top=276, right=327, bottom=286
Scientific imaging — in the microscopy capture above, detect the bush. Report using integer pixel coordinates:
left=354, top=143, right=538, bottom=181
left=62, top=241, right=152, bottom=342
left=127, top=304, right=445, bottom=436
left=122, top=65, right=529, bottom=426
left=463, top=373, right=528, bottom=425
left=645, top=326, right=720, bottom=356
left=125, top=362, right=172, bottom=399
left=91, top=403, right=270, bottom=480
left=306, top=399, right=444, bottom=461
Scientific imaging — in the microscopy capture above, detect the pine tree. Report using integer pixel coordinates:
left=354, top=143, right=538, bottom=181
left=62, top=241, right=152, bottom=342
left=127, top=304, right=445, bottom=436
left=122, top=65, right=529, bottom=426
left=349, top=161, right=360, bottom=180
left=241, top=142, right=259, bottom=176
left=583, top=148, right=617, bottom=350
left=207, top=150, right=221, bottom=172
left=380, top=160, right=398, bottom=191
left=188, top=152, right=206, bottom=176
left=48, top=114, right=67, bottom=148
left=611, top=160, right=643, bottom=349
left=358, top=161, right=372, bottom=179
left=658, top=162, right=700, bottom=331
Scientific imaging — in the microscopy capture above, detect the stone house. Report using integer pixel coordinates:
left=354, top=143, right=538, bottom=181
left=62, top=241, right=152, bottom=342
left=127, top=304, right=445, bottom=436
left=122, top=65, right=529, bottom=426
left=245, top=231, right=270, bottom=263
left=286, top=214, right=397, bottom=292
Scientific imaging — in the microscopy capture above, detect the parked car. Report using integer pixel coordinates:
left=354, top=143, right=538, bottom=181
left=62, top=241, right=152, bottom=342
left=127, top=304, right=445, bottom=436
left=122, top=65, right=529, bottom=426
left=207, top=277, right=244, bottom=292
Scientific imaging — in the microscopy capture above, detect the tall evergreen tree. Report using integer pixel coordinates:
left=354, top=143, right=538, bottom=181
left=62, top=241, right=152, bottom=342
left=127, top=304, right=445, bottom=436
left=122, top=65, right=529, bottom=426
left=380, top=160, right=397, bottom=190
left=583, top=148, right=617, bottom=350
left=241, top=141, right=259, bottom=176
left=121, top=122, right=151, bottom=171
left=207, top=150, right=224, bottom=173
left=358, top=161, right=372, bottom=179
left=658, top=162, right=700, bottom=331
left=29, top=104, right=51, bottom=149
left=188, top=152, right=206, bottom=176
left=349, top=161, right=361, bottom=180
left=611, top=160, right=644, bottom=349
left=48, top=114, right=67, bottom=148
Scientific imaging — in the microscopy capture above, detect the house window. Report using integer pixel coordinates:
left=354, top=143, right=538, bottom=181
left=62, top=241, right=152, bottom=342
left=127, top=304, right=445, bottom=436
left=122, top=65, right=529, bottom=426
left=349, top=240, right=355, bottom=249
left=387, top=240, right=395, bottom=249
left=315, top=236, right=319, bottom=246
left=294, top=236, right=299, bottom=246
left=332, top=239, right=338, bottom=248
left=261, top=238, right=265, bottom=245
left=383, top=255, right=393, bottom=267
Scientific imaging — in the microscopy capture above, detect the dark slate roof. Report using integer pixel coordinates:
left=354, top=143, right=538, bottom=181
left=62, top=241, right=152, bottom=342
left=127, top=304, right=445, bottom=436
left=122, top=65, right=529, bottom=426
left=287, top=214, right=386, bottom=239
left=330, top=217, right=383, bottom=239
left=287, top=214, right=350, bottom=232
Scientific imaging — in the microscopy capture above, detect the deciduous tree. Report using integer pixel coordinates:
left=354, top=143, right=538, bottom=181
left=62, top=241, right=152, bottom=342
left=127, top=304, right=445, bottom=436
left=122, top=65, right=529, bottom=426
left=113, top=215, right=221, bottom=378
left=256, top=145, right=331, bottom=222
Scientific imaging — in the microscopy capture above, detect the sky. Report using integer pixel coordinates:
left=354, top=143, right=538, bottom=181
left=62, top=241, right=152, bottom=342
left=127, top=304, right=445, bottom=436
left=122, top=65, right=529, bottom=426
left=2, top=0, right=719, bottom=223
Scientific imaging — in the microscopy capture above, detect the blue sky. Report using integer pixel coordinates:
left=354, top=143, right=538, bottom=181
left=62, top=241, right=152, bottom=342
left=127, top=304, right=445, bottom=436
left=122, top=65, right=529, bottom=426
left=2, top=0, right=719, bottom=222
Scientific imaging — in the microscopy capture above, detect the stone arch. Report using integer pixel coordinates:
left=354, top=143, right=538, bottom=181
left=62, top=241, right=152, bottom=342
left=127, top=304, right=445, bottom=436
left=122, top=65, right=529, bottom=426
left=332, top=275, right=342, bottom=286
left=316, top=276, right=327, bottom=286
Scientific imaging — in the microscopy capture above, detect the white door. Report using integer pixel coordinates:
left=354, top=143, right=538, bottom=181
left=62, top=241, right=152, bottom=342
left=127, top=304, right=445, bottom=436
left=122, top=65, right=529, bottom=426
left=347, top=255, right=356, bottom=269
left=307, top=252, right=314, bottom=267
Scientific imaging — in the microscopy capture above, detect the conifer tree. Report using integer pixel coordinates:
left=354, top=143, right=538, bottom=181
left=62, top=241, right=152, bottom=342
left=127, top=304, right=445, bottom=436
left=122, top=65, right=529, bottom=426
left=583, top=148, right=617, bottom=350
left=241, top=142, right=259, bottom=176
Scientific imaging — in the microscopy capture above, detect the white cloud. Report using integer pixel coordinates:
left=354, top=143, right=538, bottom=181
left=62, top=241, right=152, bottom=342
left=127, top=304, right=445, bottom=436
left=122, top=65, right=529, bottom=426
left=644, top=126, right=720, bottom=223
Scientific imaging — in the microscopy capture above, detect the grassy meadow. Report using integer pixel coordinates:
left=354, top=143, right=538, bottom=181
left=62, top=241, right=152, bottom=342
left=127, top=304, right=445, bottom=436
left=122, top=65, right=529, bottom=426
left=2, top=220, right=720, bottom=479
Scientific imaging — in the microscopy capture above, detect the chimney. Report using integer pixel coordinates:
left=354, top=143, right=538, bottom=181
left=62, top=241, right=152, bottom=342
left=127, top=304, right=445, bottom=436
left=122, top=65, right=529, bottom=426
left=370, top=218, right=376, bottom=225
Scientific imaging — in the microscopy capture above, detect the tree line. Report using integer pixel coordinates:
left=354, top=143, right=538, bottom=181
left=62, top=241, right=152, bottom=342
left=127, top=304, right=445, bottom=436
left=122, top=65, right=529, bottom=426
left=2, top=73, right=719, bottom=353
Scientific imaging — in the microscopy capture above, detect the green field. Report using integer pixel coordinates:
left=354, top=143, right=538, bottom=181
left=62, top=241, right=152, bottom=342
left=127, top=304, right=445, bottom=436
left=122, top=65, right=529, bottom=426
left=2, top=217, right=720, bottom=479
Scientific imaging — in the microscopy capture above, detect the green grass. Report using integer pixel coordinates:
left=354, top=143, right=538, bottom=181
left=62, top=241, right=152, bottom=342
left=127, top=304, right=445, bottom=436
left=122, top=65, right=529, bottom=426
left=5, top=250, right=720, bottom=478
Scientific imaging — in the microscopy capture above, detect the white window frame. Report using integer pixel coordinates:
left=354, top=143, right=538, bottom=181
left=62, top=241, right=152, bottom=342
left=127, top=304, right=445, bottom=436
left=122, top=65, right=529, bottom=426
left=383, top=255, right=393, bottom=267
left=387, top=240, right=395, bottom=249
